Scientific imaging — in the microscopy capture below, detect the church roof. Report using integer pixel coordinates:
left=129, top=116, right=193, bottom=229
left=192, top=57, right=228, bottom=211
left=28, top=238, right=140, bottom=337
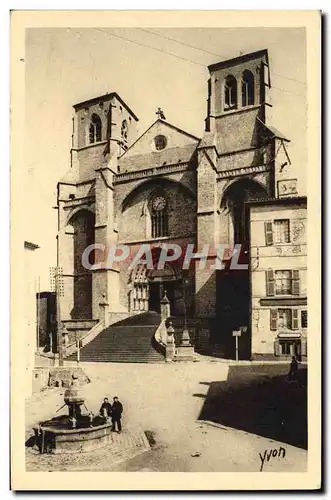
left=265, top=124, right=290, bottom=142
left=257, top=117, right=290, bottom=142
left=58, top=168, right=79, bottom=184
left=119, top=119, right=200, bottom=158
left=208, top=49, right=269, bottom=72
left=118, top=143, right=197, bottom=172
left=197, top=131, right=217, bottom=149
left=73, top=92, right=139, bottom=121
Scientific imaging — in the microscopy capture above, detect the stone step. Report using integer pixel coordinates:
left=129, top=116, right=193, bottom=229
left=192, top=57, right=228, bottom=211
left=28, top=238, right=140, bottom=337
left=67, top=312, right=164, bottom=364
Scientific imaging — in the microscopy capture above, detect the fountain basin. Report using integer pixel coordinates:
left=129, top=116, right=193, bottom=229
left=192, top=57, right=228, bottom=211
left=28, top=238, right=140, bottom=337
left=33, top=416, right=114, bottom=454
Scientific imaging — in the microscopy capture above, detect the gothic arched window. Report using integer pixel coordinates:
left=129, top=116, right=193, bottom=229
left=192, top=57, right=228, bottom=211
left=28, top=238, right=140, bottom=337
left=224, top=75, right=237, bottom=110
left=121, top=119, right=128, bottom=141
left=242, top=70, right=255, bottom=106
left=150, top=194, right=168, bottom=238
left=89, top=113, right=102, bottom=144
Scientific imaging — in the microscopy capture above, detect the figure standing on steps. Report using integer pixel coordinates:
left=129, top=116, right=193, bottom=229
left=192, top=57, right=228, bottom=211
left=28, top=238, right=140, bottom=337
left=112, top=396, right=123, bottom=433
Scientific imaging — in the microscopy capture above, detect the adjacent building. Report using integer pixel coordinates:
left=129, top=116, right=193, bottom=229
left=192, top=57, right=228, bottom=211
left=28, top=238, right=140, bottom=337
left=249, top=197, right=307, bottom=359
left=36, top=291, right=57, bottom=352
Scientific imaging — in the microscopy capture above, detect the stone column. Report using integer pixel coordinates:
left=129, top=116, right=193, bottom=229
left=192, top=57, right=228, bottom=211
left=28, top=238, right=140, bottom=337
left=93, top=139, right=123, bottom=318
left=99, top=294, right=109, bottom=324
left=176, top=327, right=195, bottom=361
left=165, top=322, right=175, bottom=362
left=160, top=292, right=171, bottom=321
left=195, top=147, right=218, bottom=318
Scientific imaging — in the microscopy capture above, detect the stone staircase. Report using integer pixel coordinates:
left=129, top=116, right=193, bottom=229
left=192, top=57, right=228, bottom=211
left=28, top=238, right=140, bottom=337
left=67, top=311, right=164, bottom=363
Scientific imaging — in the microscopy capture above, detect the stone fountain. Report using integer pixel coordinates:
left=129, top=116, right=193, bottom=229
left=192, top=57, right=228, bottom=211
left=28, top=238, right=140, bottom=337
left=33, top=374, right=113, bottom=454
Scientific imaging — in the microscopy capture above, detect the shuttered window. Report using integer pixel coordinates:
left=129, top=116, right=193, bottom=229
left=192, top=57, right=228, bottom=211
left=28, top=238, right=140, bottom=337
left=275, top=270, right=292, bottom=295
left=273, top=219, right=290, bottom=243
left=267, top=269, right=300, bottom=296
left=266, top=269, right=275, bottom=296
left=277, top=308, right=292, bottom=329
left=264, top=221, right=273, bottom=246
left=271, top=309, right=300, bottom=331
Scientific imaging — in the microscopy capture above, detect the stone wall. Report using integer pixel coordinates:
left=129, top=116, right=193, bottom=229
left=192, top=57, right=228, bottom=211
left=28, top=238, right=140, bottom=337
left=118, top=180, right=196, bottom=243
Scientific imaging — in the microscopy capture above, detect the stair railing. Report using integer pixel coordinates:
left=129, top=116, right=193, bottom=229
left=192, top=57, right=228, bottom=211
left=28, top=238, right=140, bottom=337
left=152, top=318, right=167, bottom=358
left=63, top=320, right=105, bottom=358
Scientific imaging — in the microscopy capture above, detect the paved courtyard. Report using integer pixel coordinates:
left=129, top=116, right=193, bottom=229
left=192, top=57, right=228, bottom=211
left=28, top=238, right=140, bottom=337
left=26, top=360, right=307, bottom=472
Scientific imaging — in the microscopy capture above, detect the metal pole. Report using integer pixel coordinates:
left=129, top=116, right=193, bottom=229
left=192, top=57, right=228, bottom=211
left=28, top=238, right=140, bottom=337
left=183, top=279, right=187, bottom=331
left=235, top=336, right=239, bottom=362
left=36, top=276, right=40, bottom=353
left=56, top=268, right=63, bottom=367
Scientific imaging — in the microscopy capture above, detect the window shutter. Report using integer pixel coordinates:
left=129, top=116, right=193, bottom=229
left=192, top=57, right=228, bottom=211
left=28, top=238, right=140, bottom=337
left=270, top=309, right=278, bottom=330
left=266, top=270, right=275, bottom=296
left=291, top=270, right=300, bottom=295
left=292, top=309, right=299, bottom=330
left=264, top=221, right=273, bottom=246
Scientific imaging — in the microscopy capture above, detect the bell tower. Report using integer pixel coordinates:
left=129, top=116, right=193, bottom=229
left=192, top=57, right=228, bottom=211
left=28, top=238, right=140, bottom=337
left=196, top=49, right=276, bottom=351
left=57, top=92, right=139, bottom=322
left=205, top=48, right=271, bottom=154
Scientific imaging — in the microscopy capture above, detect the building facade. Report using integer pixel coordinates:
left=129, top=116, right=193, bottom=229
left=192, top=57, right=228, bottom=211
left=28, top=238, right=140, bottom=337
left=57, top=49, right=306, bottom=359
left=249, top=197, right=307, bottom=360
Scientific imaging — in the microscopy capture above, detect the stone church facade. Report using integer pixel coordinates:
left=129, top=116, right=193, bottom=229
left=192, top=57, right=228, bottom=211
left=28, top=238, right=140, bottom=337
left=57, top=49, right=305, bottom=359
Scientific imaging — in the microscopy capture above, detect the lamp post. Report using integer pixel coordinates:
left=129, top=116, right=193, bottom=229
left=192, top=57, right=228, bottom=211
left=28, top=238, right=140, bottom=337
left=182, top=278, right=189, bottom=331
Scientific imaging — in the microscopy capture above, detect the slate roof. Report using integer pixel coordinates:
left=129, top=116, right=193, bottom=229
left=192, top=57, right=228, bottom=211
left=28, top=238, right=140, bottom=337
left=257, top=117, right=290, bottom=142
left=197, top=131, right=216, bottom=149
left=73, top=92, right=139, bottom=121
left=208, top=49, right=269, bottom=73
left=265, top=124, right=290, bottom=142
left=59, top=168, right=79, bottom=184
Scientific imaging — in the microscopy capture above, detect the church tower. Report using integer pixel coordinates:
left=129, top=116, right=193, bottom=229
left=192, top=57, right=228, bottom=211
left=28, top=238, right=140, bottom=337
left=195, top=49, right=288, bottom=356
left=57, top=93, right=139, bottom=324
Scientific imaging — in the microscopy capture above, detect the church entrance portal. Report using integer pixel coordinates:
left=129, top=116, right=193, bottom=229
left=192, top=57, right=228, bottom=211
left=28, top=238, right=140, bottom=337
left=130, top=263, right=184, bottom=316
left=148, top=280, right=179, bottom=314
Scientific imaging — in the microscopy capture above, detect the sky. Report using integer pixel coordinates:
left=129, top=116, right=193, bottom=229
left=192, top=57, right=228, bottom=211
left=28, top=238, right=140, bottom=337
left=24, top=27, right=307, bottom=290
